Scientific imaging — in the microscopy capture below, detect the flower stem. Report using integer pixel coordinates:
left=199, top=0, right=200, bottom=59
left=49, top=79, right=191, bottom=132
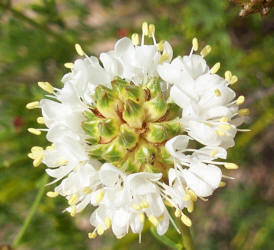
left=12, top=174, right=49, bottom=248
left=181, top=224, right=195, bottom=250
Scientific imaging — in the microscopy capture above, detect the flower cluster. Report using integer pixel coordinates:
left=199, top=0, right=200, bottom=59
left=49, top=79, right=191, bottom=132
left=27, top=22, right=248, bottom=240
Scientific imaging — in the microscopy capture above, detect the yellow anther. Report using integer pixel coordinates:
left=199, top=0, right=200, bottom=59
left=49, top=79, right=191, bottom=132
left=210, top=149, right=218, bottom=157
left=138, top=213, right=145, bottom=223
left=57, top=159, right=67, bottom=166
left=31, top=146, right=43, bottom=153
left=148, top=215, right=159, bottom=227
left=68, top=194, right=78, bottom=205
left=97, top=225, right=105, bottom=235
left=220, top=117, right=229, bottom=122
left=238, top=108, right=250, bottom=116
left=159, top=52, right=169, bottom=64
left=187, top=201, right=194, bottom=213
left=70, top=205, right=76, bottom=217
left=88, top=232, right=97, bottom=239
left=219, top=124, right=232, bottom=130
left=187, top=190, right=197, bottom=202
left=46, top=144, right=55, bottom=150
left=236, top=96, right=245, bottom=105
left=38, top=81, right=54, bottom=94
left=131, top=33, right=139, bottom=46
left=33, top=157, right=43, bottom=167
left=210, top=62, right=221, bottom=74
left=132, top=204, right=141, bottom=210
left=164, top=199, right=173, bottom=207
left=175, top=208, right=182, bottom=218
left=216, top=130, right=226, bottom=136
left=219, top=181, right=226, bottom=187
left=200, top=45, right=211, bottom=57
left=182, top=194, right=191, bottom=201
left=36, top=117, right=45, bottom=124
left=104, top=217, right=112, bottom=229
left=158, top=214, right=164, bottom=222
left=192, top=37, right=198, bottom=51
left=26, top=101, right=40, bottom=109
left=142, top=22, right=149, bottom=36
left=214, top=88, right=221, bottom=96
left=148, top=24, right=155, bottom=37
left=140, top=200, right=149, bottom=208
left=28, top=128, right=41, bottom=135
left=181, top=214, right=192, bottom=227
left=225, top=71, right=232, bottom=82
left=229, top=75, right=238, bottom=85
left=46, top=191, right=58, bottom=198
left=64, top=62, right=74, bottom=69
left=82, top=187, right=92, bottom=194
left=96, top=190, right=104, bottom=203
left=224, top=163, right=239, bottom=170
left=157, top=40, right=165, bottom=51
left=75, top=43, right=84, bottom=56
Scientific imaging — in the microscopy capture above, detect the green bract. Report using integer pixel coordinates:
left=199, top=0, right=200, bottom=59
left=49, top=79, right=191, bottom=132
left=82, top=77, right=182, bottom=174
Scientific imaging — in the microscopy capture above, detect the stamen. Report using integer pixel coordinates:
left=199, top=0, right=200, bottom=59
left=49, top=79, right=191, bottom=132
left=157, top=40, right=165, bottom=51
left=187, top=190, right=197, bottom=202
left=148, top=215, right=159, bottom=227
left=96, top=190, right=104, bottom=203
left=37, top=117, right=45, bottom=124
left=57, top=159, right=67, bottom=166
left=220, top=117, right=229, bottom=122
left=224, top=163, right=239, bottom=170
left=164, top=199, right=174, bottom=207
left=46, top=191, right=58, bottom=198
left=33, top=157, right=43, bottom=167
left=82, top=187, right=92, bottom=194
left=219, top=181, right=226, bottom=187
left=187, top=201, right=194, bottom=213
left=216, top=130, right=226, bottom=136
left=142, top=22, right=149, bottom=36
left=214, top=88, right=221, bottom=96
left=38, top=81, right=54, bottom=94
left=238, top=108, right=250, bottom=116
left=28, top=128, right=41, bottom=135
left=200, top=45, right=211, bottom=57
left=192, top=37, right=198, bottom=51
left=182, top=194, right=191, bottom=201
left=175, top=208, right=182, bottom=218
left=132, top=204, right=141, bottom=210
left=104, top=217, right=112, bottom=229
left=68, top=193, right=78, bottom=205
left=138, top=213, right=145, bottom=223
left=210, top=149, right=218, bottom=157
left=140, top=200, right=149, bottom=208
left=210, top=62, right=221, bottom=74
left=159, top=52, right=169, bottom=64
left=219, top=124, right=232, bottom=130
left=131, top=33, right=139, bottom=46
left=64, top=62, right=74, bottom=69
left=181, top=214, right=192, bottom=227
left=46, top=144, right=55, bottom=150
left=75, top=43, right=85, bottom=56
left=26, top=101, right=40, bottom=109
left=97, top=225, right=104, bottom=235
left=225, top=71, right=232, bottom=82
left=88, top=232, right=97, bottom=239
left=148, top=24, right=155, bottom=38
left=70, top=205, right=76, bottom=217
left=229, top=75, right=238, bottom=85
left=236, top=96, right=245, bottom=105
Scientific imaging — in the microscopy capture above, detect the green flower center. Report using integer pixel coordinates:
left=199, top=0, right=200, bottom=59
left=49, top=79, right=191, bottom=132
left=82, top=77, right=182, bottom=174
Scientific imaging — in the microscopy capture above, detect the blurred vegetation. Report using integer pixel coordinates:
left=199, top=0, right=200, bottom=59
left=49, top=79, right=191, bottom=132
left=0, top=0, right=273, bottom=249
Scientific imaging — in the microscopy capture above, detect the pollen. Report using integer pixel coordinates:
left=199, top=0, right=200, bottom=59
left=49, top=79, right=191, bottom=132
left=83, top=187, right=92, bottom=194
left=68, top=194, right=78, bottom=205
left=175, top=208, right=182, bottom=218
left=182, top=194, right=191, bottom=201
left=159, top=52, right=169, bottom=63
left=132, top=204, right=141, bottom=210
left=75, top=43, right=85, bottom=56
left=225, top=71, right=232, bottom=82
left=140, top=200, right=149, bottom=208
left=219, top=124, right=232, bottom=130
left=97, top=225, right=105, bottom=235
left=192, top=37, right=199, bottom=51
left=187, top=201, right=194, bottom=213
left=214, top=88, right=221, bottom=96
left=229, top=75, right=238, bottom=85
left=216, top=130, right=226, bottom=136
left=64, top=62, right=74, bottom=69
left=142, top=22, right=149, bottom=36
left=219, top=181, right=226, bottom=187
left=70, top=205, right=76, bottom=217
left=131, top=33, right=139, bottom=46
left=148, top=215, right=159, bottom=227
left=138, top=213, right=145, bottom=223
left=57, top=159, right=67, bottom=166
left=104, top=217, right=112, bottom=229
left=96, top=190, right=105, bottom=203
left=26, top=101, right=40, bottom=109
left=200, top=45, right=211, bottom=57
left=224, top=163, right=239, bottom=170
left=88, top=232, right=97, bottom=239
left=36, top=117, right=45, bottom=124
left=238, top=108, right=250, bottom=116
left=236, top=96, right=245, bottom=105
left=187, top=190, right=197, bottom=202
left=220, top=117, right=229, bottom=122
left=157, top=40, right=165, bottom=51
left=38, top=81, right=54, bottom=94
left=46, top=191, right=58, bottom=198
left=181, top=214, right=192, bottom=227
left=148, top=24, right=155, bottom=37
left=210, top=149, right=218, bottom=157
left=28, top=128, right=41, bottom=135
left=210, top=62, right=221, bottom=74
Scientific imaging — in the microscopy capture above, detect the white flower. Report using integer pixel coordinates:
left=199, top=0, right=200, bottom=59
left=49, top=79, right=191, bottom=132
left=26, top=23, right=247, bottom=240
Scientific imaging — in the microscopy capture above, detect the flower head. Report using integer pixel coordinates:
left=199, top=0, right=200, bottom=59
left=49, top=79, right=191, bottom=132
left=27, top=23, right=248, bottom=240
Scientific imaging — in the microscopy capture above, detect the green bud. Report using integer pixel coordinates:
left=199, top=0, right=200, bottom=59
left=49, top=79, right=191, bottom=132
left=120, top=85, right=145, bottom=104
left=136, top=143, right=157, bottom=164
left=143, top=78, right=161, bottom=98
left=118, top=124, right=139, bottom=150
left=122, top=99, right=145, bottom=128
left=82, top=120, right=100, bottom=145
left=158, top=146, right=174, bottom=165
left=98, top=118, right=120, bottom=143
left=144, top=95, right=168, bottom=122
left=165, top=102, right=182, bottom=121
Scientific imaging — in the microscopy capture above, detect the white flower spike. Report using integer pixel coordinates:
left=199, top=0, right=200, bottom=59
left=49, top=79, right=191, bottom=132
left=27, top=23, right=248, bottom=240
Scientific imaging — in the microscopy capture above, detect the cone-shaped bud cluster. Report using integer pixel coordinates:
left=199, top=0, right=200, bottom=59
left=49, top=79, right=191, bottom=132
left=82, top=77, right=182, bottom=174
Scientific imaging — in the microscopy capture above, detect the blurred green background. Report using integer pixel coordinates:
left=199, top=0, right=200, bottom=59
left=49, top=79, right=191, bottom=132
left=0, top=0, right=273, bottom=249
